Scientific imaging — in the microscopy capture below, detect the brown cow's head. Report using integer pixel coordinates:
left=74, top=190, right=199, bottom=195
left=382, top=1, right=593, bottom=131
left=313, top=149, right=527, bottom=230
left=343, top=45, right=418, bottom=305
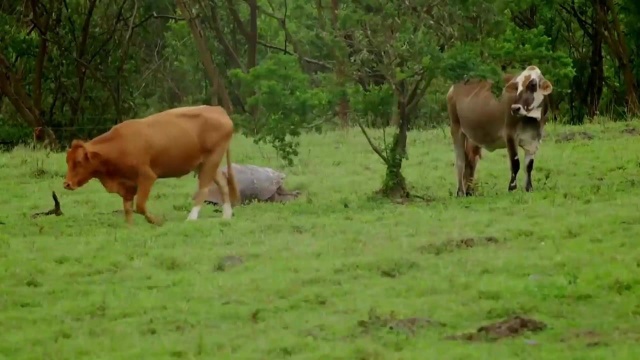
left=63, top=140, right=102, bottom=190
left=503, top=66, right=553, bottom=120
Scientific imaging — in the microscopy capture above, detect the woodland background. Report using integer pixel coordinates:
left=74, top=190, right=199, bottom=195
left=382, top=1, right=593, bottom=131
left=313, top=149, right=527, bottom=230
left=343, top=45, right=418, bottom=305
left=0, top=0, right=638, bottom=192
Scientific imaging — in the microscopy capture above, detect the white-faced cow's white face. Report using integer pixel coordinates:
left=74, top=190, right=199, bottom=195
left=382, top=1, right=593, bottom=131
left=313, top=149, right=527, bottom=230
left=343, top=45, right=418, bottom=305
left=504, top=66, right=553, bottom=120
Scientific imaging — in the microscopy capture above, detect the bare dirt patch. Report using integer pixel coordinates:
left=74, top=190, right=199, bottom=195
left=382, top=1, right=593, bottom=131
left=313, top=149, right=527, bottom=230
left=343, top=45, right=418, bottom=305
left=561, top=330, right=607, bottom=347
left=622, top=127, right=640, bottom=136
left=357, top=308, right=446, bottom=336
left=554, top=131, right=594, bottom=143
left=418, top=236, right=499, bottom=255
left=445, top=316, right=547, bottom=342
left=214, top=255, right=245, bottom=272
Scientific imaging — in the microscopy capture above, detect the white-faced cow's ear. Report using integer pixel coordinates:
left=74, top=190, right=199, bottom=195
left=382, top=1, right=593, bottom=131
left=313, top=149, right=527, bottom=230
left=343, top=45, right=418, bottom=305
left=503, top=74, right=516, bottom=84
left=504, top=80, right=518, bottom=93
left=540, top=79, right=553, bottom=95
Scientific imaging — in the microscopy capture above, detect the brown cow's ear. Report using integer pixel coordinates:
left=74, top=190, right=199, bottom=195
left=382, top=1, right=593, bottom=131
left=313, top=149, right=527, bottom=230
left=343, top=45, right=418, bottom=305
left=504, top=80, right=518, bottom=93
left=70, top=140, right=85, bottom=149
left=540, top=79, right=553, bottom=95
left=87, top=150, right=103, bottom=164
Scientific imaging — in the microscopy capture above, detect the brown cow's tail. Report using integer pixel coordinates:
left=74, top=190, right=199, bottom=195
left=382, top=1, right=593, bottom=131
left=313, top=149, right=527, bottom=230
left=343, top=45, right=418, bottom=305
left=225, top=147, right=241, bottom=206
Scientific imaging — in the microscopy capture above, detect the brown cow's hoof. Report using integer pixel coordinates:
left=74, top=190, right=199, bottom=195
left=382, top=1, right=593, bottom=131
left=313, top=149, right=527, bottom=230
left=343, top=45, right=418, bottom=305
left=456, top=189, right=466, bottom=197
left=508, top=183, right=517, bottom=192
left=525, top=184, right=533, bottom=192
left=144, top=214, right=161, bottom=225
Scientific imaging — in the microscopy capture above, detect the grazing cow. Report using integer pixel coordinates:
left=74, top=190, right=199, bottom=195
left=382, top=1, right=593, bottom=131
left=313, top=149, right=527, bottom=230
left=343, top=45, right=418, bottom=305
left=62, top=105, right=240, bottom=225
left=447, top=66, right=553, bottom=196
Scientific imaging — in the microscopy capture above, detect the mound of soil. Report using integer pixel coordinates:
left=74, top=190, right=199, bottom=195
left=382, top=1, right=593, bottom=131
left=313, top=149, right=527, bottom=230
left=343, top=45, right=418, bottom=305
left=561, top=330, right=606, bottom=347
left=554, top=131, right=594, bottom=143
left=622, top=127, right=640, bottom=136
left=214, top=255, right=245, bottom=272
left=419, top=236, right=499, bottom=255
left=446, top=316, right=547, bottom=342
left=357, top=308, right=446, bottom=336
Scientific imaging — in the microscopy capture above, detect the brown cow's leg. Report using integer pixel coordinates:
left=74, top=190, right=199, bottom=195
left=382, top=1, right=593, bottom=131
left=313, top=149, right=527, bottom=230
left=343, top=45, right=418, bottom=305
left=134, top=168, right=159, bottom=225
left=123, top=197, right=134, bottom=224
left=212, top=169, right=232, bottom=218
left=506, top=135, right=520, bottom=192
left=123, top=190, right=136, bottom=224
left=117, top=184, right=137, bottom=224
left=189, top=143, right=232, bottom=220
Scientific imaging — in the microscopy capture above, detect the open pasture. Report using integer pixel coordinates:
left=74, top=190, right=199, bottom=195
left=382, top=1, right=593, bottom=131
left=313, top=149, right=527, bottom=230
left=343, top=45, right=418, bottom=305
left=1, top=119, right=640, bottom=359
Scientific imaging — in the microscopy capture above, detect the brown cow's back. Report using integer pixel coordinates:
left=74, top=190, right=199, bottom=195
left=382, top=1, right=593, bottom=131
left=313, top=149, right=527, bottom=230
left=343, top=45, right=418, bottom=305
left=92, top=106, right=234, bottom=179
left=64, top=105, right=239, bottom=225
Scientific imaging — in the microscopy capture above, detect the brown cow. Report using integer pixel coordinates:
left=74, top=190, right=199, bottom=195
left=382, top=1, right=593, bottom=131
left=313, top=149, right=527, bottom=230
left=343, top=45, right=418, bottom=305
left=62, top=105, right=240, bottom=225
left=447, top=65, right=553, bottom=196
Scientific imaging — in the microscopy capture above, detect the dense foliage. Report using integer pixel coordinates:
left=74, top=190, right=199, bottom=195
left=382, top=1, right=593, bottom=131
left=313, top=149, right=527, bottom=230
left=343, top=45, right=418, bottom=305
left=1, top=0, right=637, bottom=194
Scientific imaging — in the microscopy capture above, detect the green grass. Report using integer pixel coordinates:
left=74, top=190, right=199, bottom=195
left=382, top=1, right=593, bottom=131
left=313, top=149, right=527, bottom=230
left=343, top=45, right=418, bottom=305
left=2, top=119, right=640, bottom=359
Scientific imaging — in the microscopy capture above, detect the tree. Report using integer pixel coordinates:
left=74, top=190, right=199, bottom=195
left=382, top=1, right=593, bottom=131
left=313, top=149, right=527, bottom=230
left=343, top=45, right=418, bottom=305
left=338, top=0, right=444, bottom=198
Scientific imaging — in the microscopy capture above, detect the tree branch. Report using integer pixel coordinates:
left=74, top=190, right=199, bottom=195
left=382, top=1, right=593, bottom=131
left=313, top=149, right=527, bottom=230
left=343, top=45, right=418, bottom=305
left=89, top=0, right=128, bottom=64
left=28, top=19, right=121, bottom=119
left=224, top=0, right=250, bottom=39
left=205, top=0, right=246, bottom=72
left=256, top=40, right=333, bottom=70
left=356, top=118, right=388, bottom=163
left=133, top=12, right=183, bottom=30
left=558, top=2, right=593, bottom=39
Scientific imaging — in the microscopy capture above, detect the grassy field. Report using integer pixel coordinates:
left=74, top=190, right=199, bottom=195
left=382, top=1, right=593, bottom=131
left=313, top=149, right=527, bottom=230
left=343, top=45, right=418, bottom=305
left=2, top=119, right=640, bottom=359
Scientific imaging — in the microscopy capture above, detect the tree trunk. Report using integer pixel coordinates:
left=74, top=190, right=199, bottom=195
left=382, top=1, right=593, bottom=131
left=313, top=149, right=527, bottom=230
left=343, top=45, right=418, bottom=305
left=0, top=54, right=58, bottom=148
left=247, top=0, right=258, bottom=70
left=593, top=0, right=639, bottom=115
left=70, top=0, right=98, bottom=124
left=586, top=15, right=604, bottom=118
left=330, top=0, right=349, bottom=128
left=176, top=0, right=234, bottom=113
left=381, top=98, right=409, bottom=199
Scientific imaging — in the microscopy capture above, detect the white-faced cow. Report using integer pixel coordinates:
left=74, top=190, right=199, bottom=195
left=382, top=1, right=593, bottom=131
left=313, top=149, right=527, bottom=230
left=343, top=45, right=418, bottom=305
left=62, top=105, right=241, bottom=225
left=446, top=66, right=553, bottom=196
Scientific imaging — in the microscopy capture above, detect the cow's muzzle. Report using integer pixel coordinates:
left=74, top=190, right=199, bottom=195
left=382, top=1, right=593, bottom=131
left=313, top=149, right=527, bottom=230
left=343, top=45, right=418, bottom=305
left=63, top=181, right=76, bottom=190
left=511, top=104, right=526, bottom=116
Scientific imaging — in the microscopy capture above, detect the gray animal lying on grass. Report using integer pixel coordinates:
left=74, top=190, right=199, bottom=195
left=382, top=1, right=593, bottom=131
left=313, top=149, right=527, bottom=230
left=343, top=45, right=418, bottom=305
left=193, top=163, right=301, bottom=206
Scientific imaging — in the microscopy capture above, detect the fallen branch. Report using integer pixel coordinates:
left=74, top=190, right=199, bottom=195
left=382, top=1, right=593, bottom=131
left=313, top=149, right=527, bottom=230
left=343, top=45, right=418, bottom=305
left=31, top=191, right=63, bottom=218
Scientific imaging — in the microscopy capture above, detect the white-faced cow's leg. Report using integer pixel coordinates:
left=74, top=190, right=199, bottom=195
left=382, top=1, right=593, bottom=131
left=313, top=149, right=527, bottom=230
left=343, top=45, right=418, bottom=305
left=523, top=140, right=540, bottom=192
left=451, top=130, right=467, bottom=197
left=464, top=143, right=481, bottom=196
left=506, top=135, right=520, bottom=192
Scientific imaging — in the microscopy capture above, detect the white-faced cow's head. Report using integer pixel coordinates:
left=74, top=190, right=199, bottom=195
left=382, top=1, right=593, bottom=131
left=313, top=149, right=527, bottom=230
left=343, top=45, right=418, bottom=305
left=503, top=66, right=553, bottom=120
left=63, top=140, right=102, bottom=190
